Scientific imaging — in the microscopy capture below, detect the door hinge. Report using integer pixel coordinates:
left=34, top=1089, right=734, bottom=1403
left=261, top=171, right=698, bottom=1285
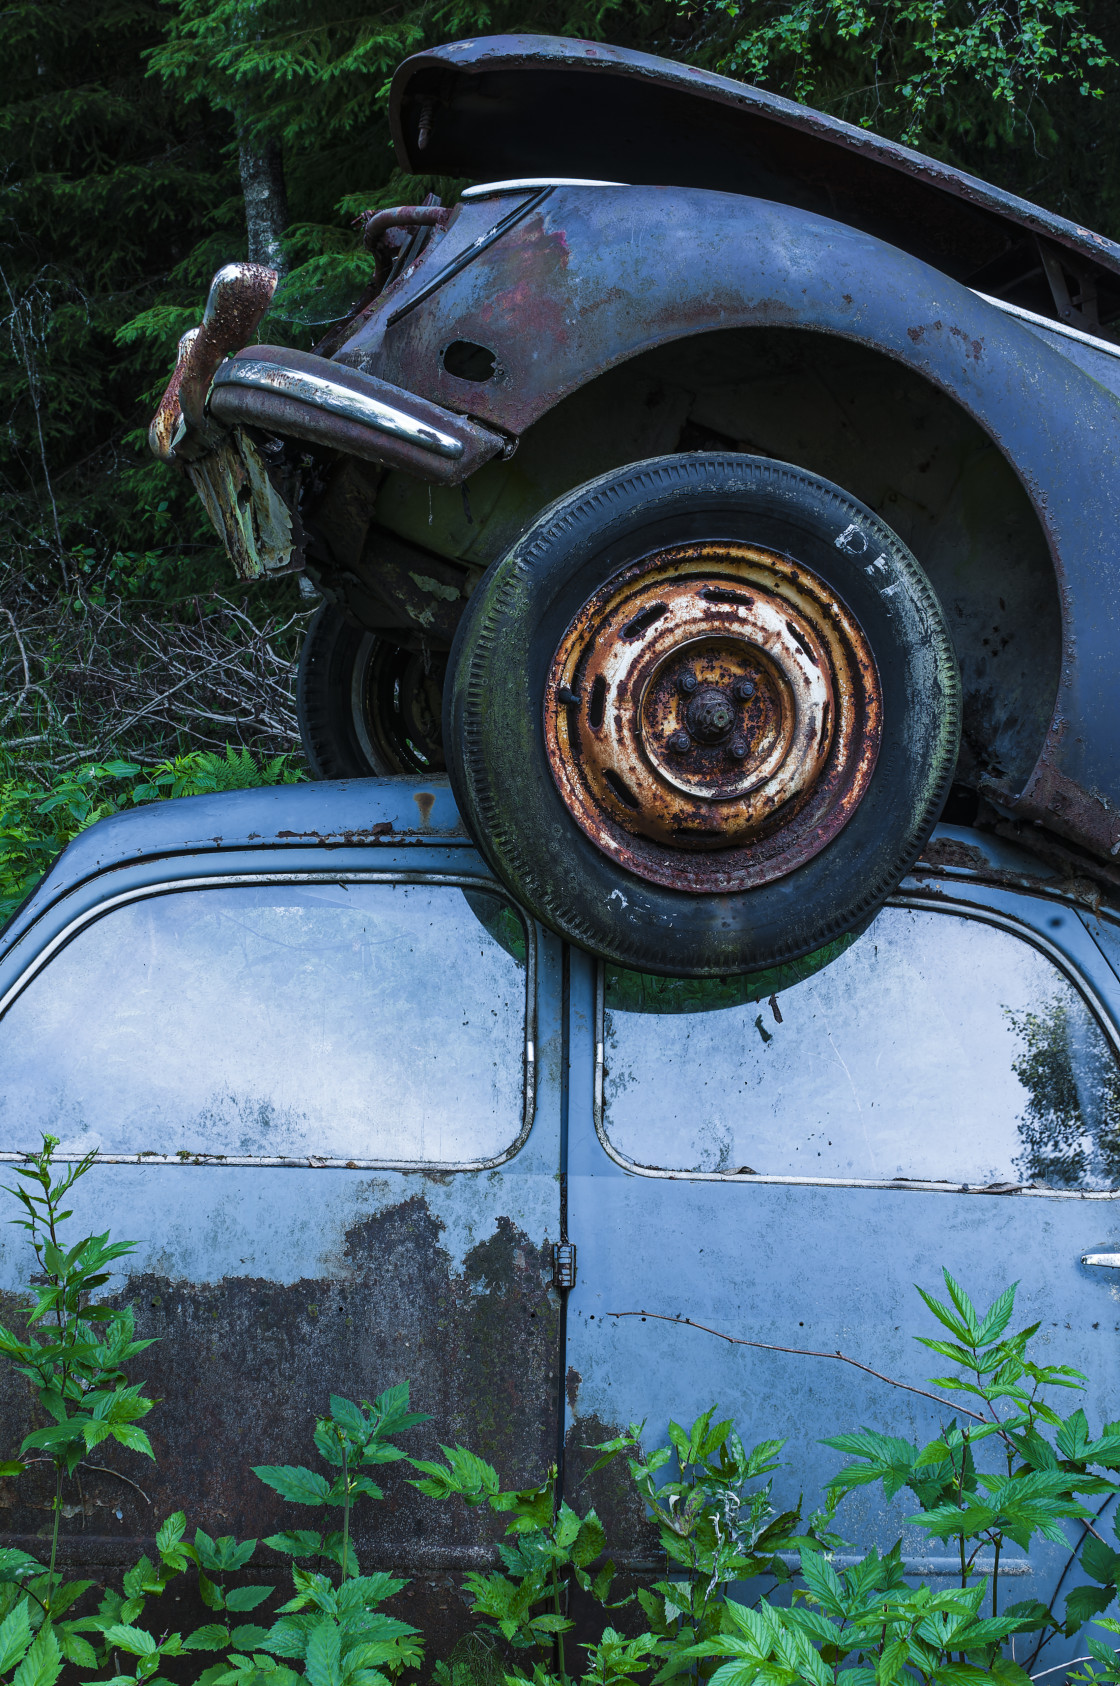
left=552, top=1242, right=577, bottom=1290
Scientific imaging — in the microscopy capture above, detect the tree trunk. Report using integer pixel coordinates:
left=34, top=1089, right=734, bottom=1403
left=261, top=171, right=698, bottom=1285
left=238, top=131, right=289, bottom=275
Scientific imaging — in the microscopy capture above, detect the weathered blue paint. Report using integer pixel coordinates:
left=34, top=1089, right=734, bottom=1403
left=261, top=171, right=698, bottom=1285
left=3, top=784, right=1120, bottom=1669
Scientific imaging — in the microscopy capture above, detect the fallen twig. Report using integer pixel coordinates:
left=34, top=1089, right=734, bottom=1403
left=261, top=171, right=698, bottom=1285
left=607, top=1309, right=986, bottom=1422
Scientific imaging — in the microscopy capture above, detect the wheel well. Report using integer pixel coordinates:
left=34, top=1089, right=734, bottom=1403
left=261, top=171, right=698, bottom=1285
left=371, top=325, right=1060, bottom=795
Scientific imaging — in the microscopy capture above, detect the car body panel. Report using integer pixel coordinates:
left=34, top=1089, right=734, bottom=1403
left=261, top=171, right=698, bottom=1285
left=0, top=782, right=564, bottom=1658
left=3, top=786, right=1120, bottom=1668
left=388, top=34, right=1120, bottom=333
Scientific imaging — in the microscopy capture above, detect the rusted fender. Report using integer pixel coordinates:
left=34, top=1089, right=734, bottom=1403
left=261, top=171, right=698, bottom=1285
left=340, top=184, right=1120, bottom=860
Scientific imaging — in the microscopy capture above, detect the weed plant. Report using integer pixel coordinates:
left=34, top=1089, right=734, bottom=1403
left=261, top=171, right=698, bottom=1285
left=0, top=747, right=303, bottom=924
left=0, top=1140, right=1119, bottom=1686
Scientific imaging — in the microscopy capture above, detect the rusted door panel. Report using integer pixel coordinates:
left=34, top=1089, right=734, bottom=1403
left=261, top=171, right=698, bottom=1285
left=0, top=888, right=565, bottom=1639
left=563, top=886, right=1120, bottom=1674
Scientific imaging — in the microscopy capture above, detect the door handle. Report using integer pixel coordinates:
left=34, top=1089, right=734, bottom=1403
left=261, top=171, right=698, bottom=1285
left=1082, top=1253, right=1120, bottom=1267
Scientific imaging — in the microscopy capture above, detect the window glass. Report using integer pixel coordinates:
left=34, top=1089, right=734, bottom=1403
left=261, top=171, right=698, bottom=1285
left=603, top=907, right=1120, bottom=1189
left=0, top=882, right=527, bottom=1165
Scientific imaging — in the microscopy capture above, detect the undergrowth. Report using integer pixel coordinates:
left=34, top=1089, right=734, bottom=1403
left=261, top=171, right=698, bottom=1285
left=0, top=1140, right=1119, bottom=1686
left=0, top=747, right=304, bottom=923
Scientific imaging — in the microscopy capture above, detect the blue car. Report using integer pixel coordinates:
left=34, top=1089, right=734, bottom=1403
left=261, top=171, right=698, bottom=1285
left=1, top=777, right=1118, bottom=1668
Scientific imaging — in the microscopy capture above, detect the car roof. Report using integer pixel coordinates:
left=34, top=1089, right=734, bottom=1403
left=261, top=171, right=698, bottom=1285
left=390, top=34, right=1120, bottom=336
left=1, top=777, right=467, bottom=950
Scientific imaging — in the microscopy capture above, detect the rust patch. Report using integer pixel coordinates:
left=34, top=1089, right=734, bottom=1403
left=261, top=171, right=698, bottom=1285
left=544, top=541, right=881, bottom=893
left=149, top=264, right=278, bottom=463
left=1010, top=757, right=1120, bottom=865
left=413, top=791, right=436, bottom=824
left=918, top=837, right=989, bottom=872
left=0, top=1199, right=558, bottom=1637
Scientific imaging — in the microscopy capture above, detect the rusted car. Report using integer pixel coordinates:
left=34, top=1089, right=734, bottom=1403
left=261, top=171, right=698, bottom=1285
left=2, top=780, right=1120, bottom=1672
left=150, top=34, right=1120, bottom=981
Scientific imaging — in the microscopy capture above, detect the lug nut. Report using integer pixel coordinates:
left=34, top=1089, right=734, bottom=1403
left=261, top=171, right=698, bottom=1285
left=678, top=670, right=699, bottom=696
left=669, top=731, right=692, bottom=753
left=557, top=685, right=581, bottom=706
left=729, top=737, right=749, bottom=760
left=734, top=676, right=756, bottom=700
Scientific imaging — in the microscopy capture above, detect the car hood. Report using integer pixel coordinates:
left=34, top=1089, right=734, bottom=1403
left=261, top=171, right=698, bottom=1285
left=390, top=34, right=1120, bottom=334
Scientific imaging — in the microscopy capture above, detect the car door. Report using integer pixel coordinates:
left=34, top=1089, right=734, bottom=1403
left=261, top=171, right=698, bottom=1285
left=563, top=866, right=1120, bottom=1672
left=0, top=857, right=564, bottom=1651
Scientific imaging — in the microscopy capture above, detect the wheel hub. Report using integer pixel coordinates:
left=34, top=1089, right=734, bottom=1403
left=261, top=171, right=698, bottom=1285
left=544, top=542, right=882, bottom=893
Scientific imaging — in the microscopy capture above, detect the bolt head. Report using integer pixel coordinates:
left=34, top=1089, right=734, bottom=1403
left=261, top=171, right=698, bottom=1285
left=729, top=737, right=749, bottom=760
left=678, top=670, right=699, bottom=696
left=669, top=730, right=692, bottom=754
left=734, top=676, right=756, bottom=701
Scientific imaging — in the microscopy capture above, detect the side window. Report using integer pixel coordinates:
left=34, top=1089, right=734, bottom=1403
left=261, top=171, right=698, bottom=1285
left=601, top=907, right=1120, bottom=1191
left=0, top=881, right=529, bottom=1167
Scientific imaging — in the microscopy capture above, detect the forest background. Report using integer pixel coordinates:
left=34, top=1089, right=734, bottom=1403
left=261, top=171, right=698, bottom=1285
left=2, top=0, right=1119, bottom=908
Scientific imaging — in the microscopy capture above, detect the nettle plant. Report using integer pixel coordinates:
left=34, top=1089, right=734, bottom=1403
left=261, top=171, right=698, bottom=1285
left=2, top=1141, right=1120, bottom=1686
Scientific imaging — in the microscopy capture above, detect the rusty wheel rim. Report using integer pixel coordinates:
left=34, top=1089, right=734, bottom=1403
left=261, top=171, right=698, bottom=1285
left=544, top=542, right=882, bottom=892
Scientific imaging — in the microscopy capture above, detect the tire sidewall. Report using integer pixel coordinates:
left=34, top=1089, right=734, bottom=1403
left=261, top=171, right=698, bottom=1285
left=446, top=454, right=960, bottom=975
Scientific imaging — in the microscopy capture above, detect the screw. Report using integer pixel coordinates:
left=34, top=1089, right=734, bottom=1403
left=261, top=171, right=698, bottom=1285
left=678, top=670, right=699, bottom=696
left=734, top=676, right=756, bottom=700
left=557, top=685, right=581, bottom=706
left=669, top=731, right=692, bottom=754
left=729, top=737, right=749, bottom=760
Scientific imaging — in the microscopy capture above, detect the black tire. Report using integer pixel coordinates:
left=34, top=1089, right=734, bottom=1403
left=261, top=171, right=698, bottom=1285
left=444, top=454, right=960, bottom=977
left=297, top=603, right=446, bottom=778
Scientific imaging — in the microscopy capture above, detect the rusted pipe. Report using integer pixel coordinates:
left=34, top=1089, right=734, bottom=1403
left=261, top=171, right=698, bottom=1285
left=148, top=327, right=200, bottom=463
left=148, top=262, right=278, bottom=464
left=359, top=205, right=449, bottom=252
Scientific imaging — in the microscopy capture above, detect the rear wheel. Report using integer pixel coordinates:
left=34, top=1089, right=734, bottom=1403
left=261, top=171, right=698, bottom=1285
left=444, top=453, right=960, bottom=977
left=297, top=602, right=446, bottom=777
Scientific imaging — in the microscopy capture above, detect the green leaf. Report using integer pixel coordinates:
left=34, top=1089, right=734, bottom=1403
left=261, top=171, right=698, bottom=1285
left=0, top=1598, right=33, bottom=1672
left=226, top=1586, right=275, bottom=1612
left=264, top=1532, right=324, bottom=1558
left=12, top=1624, right=62, bottom=1686
left=101, top=1624, right=159, bottom=1657
left=183, top=1626, right=232, bottom=1650
left=0, top=1550, right=44, bottom=1586
left=56, top=1630, right=97, bottom=1669
left=305, top=1621, right=343, bottom=1686
left=109, top=1423, right=155, bottom=1459
left=328, top=1398, right=367, bottom=1436
left=1081, top=1536, right=1120, bottom=1587
left=1066, top=1583, right=1116, bottom=1627
left=156, top=1513, right=187, bottom=1555
left=199, top=1573, right=225, bottom=1611
left=252, top=1466, right=332, bottom=1506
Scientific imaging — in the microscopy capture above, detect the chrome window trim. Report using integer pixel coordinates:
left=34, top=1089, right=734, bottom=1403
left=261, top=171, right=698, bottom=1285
left=0, top=870, right=537, bottom=1172
left=593, top=890, right=1120, bottom=1196
left=461, top=178, right=626, bottom=199
left=973, top=290, right=1120, bottom=361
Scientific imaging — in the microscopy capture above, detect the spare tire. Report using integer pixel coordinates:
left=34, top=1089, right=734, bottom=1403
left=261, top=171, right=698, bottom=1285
left=444, top=453, right=960, bottom=977
left=297, top=602, right=446, bottom=777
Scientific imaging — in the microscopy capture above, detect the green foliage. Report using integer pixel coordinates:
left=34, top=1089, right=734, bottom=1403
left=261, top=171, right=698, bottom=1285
left=586, top=1409, right=808, bottom=1678
left=3, top=1153, right=1120, bottom=1686
left=0, top=0, right=235, bottom=590
left=1005, top=995, right=1120, bottom=1187
left=697, top=0, right=1114, bottom=146
left=0, top=745, right=304, bottom=924
left=255, top=1387, right=430, bottom=1579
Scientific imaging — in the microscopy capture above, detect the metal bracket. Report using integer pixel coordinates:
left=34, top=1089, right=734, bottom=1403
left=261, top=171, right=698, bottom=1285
left=552, top=1242, right=577, bottom=1290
